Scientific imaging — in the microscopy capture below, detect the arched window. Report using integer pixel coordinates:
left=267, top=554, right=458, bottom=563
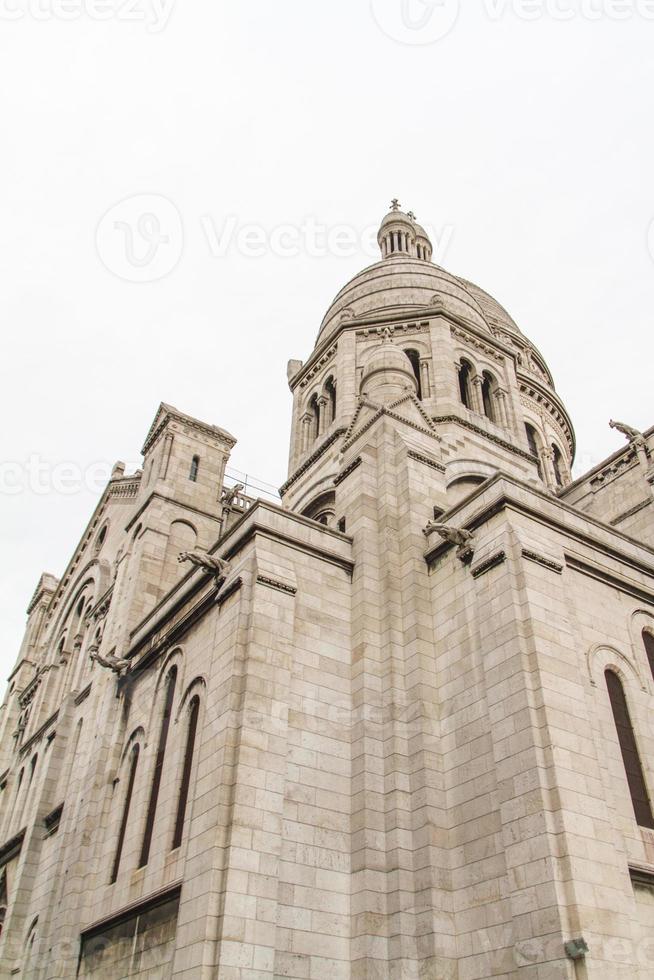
left=458, top=360, right=473, bottom=409
left=172, top=696, right=200, bottom=850
left=643, top=631, right=654, bottom=683
left=605, top=670, right=654, bottom=828
left=405, top=349, right=422, bottom=399
left=94, top=524, right=108, bottom=555
left=301, top=492, right=336, bottom=528
left=139, top=667, right=178, bottom=867
left=525, top=424, right=544, bottom=481
left=481, top=372, right=495, bottom=422
left=23, top=917, right=38, bottom=977
left=552, top=444, right=565, bottom=488
left=111, top=743, right=140, bottom=883
left=310, top=394, right=320, bottom=441
left=325, top=376, right=337, bottom=426
left=189, top=455, right=200, bottom=483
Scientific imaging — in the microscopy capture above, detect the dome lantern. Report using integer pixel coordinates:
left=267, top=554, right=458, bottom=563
left=377, top=199, right=433, bottom=262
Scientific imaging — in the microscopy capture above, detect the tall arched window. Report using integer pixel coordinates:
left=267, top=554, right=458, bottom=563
left=111, top=743, right=140, bottom=883
left=481, top=372, right=495, bottom=422
left=552, top=444, right=565, bottom=488
left=405, top=349, right=422, bottom=399
left=308, top=394, right=320, bottom=441
left=172, top=696, right=200, bottom=850
left=458, top=360, right=473, bottom=409
left=605, top=669, right=654, bottom=828
left=643, top=631, right=654, bottom=683
left=325, top=377, right=337, bottom=426
left=525, top=424, right=544, bottom=481
left=189, top=455, right=200, bottom=482
left=139, top=667, right=178, bottom=867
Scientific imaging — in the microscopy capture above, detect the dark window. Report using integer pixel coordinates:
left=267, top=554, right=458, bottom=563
left=139, top=667, right=177, bottom=867
left=605, top=669, right=654, bottom=829
left=172, top=696, right=200, bottom=850
left=458, top=361, right=472, bottom=409
left=325, top=376, right=337, bottom=426
left=111, top=744, right=140, bottom=883
left=481, top=372, right=495, bottom=421
left=525, top=424, right=543, bottom=481
left=405, top=349, right=422, bottom=399
left=643, top=631, right=654, bottom=683
left=189, top=456, right=200, bottom=482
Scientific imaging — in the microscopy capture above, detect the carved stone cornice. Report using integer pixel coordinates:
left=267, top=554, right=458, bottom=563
left=407, top=451, right=446, bottom=474
left=256, top=575, right=297, bottom=596
left=280, top=428, right=347, bottom=496
left=298, top=344, right=338, bottom=391
left=334, top=457, right=363, bottom=486
left=432, top=415, right=535, bottom=462
left=141, top=402, right=236, bottom=455
left=521, top=549, right=564, bottom=574
left=451, top=324, right=504, bottom=364
left=519, top=380, right=575, bottom=456
left=471, top=551, right=507, bottom=579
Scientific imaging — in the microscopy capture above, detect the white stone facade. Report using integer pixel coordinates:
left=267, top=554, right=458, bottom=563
left=0, top=206, right=653, bottom=979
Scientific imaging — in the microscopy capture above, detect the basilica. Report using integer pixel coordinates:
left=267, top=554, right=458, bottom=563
left=1, top=204, right=653, bottom=979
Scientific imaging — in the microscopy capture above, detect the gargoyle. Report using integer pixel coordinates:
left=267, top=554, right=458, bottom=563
left=222, top=484, right=245, bottom=507
left=90, top=650, right=131, bottom=676
left=178, top=550, right=231, bottom=577
left=609, top=419, right=646, bottom=447
left=423, top=522, right=475, bottom=548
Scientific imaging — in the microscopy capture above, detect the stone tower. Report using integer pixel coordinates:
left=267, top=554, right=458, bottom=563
left=0, top=204, right=653, bottom=979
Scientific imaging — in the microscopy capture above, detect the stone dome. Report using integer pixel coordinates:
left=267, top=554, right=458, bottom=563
left=317, top=204, right=529, bottom=350
left=317, top=257, right=493, bottom=344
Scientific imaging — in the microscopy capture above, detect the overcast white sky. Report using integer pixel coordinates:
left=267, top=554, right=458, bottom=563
left=1, top=0, right=653, bottom=678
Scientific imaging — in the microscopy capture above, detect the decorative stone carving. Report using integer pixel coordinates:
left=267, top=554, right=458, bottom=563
left=178, top=550, right=231, bottom=578
left=610, top=419, right=647, bottom=449
left=222, top=484, right=245, bottom=508
left=90, top=650, right=131, bottom=676
left=423, top=522, right=476, bottom=562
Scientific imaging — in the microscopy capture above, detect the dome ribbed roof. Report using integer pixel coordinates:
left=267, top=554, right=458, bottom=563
left=317, top=257, right=518, bottom=344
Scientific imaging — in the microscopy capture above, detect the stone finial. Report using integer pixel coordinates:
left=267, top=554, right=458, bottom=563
left=111, top=461, right=126, bottom=479
left=390, top=198, right=401, bottom=212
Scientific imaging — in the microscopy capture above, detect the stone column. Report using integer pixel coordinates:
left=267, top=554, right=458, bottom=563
left=470, top=376, right=484, bottom=415
left=420, top=357, right=431, bottom=399
left=495, top=387, right=509, bottom=428
left=300, top=414, right=312, bottom=453
left=317, top=397, right=328, bottom=437
left=539, top=447, right=557, bottom=490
